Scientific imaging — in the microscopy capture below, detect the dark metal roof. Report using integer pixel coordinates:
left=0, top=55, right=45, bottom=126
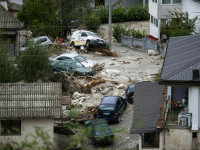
left=0, top=83, right=62, bottom=119
left=130, top=82, right=164, bottom=134
left=160, top=35, right=200, bottom=83
left=0, top=4, right=22, bottom=29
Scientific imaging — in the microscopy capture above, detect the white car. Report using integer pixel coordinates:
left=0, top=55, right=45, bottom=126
left=70, top=30, right=106, bottom=48
left=20, top=36, right=53, bottom=51
left=49, top=53, right=96, bottom=68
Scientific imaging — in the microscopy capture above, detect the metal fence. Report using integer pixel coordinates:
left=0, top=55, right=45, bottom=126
left=121, top=34, right=167, bottom=56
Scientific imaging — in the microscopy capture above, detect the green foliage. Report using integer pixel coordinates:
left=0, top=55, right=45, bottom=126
left=113, top=24, right=145, bottom=42
left=112, top=5, right=127, bottom=23
left=18, top=0, right=57, bottom=38
left=113, top=24, right=127, bottom=42
left=0, top=43, right=16, bottom=83
left=154, top=69, right=161, bottom=82
left=18, top=43, right=49, bottom=82
left=127, top=5, right=149, bottom=21
left=161, top=11, right=198, bottom=38
left=83, top=13, right=102, bottom=32
left=95, top=5, right=109, bottom=24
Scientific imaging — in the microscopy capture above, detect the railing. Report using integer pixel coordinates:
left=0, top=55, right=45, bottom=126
left=121, top=34, right=162, bottom=53
left=164, top=97, right=192, bottom=128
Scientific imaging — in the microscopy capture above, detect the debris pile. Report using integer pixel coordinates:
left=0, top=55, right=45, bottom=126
left=88, top=47, right=118, bottom=57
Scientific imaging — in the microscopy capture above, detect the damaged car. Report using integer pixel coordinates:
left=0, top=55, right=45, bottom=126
left=50, top=60, right=94, bottom=76
left=70, top=30, right=106, bottom=48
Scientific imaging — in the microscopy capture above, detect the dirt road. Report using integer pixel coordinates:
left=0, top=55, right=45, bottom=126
left=78, top=42, right=163, bottom=150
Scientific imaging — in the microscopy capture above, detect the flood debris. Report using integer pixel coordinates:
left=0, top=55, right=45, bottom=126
left=88, top=47, right=118, bottom=57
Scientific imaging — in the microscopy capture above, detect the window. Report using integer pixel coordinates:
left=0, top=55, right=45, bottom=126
left=162, top=0, right=181, bottom=4
left=150, top=15, right=158, bottom=27
left=1, top=120, right=21, bottom=135
left=152, top=0, right=157, bottom=3
left=40, top=38, right=47, bottom=43
left=57, top=57, right=71, bottom=60
left=193, top=132, right=197, bottom=139
left=81, top=32, right=87, bottom=37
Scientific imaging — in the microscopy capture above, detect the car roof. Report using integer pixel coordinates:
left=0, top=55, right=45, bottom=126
left=59, top=53, right=79, bottom=58
left=100, top=96, right=119, bottom=104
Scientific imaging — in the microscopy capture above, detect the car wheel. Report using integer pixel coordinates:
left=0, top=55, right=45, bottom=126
left=86, top=40, right=90, bottom=49
left=70, top=41, right=75, bottom=47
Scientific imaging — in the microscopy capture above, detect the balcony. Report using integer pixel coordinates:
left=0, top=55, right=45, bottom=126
left=165, top=97, right=191, bottom=128
left=159, top=4, right=182, bottom=19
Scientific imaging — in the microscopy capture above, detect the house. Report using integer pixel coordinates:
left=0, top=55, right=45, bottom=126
left=130, top=81, right=166, bottom=150
left=159, top=34, right=200, bottom=149
left=92, top=0, right=148, bottom=8
left=0, top=0, right=23, bottom=17
left=0, top=83, right=62, bottom=148
left=149, top=0, right=200, bottom=40
left=0, top=4, right=22, bottom=57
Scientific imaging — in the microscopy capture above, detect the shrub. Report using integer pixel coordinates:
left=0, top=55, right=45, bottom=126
left=130, top=29, right=145, bottom=39
left=113, top=24, right=128, bottom=42
left=112, top=5, right=127, bottom=23
left=127, top=5, right=149, bottom=21
left=0, top=43, right=16, bottom=83
left=95, top=5, right=109, bottom=24
left=83, top=13, right=101, bottom=32
left=18, top=43, right=49, bottom=82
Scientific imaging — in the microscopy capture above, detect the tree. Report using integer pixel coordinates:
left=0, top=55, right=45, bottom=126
left=161, top=11, right=198, bottom=38
left=17, top=0, right=58, bottom=38
left=18, top=43, right=49, bottom=82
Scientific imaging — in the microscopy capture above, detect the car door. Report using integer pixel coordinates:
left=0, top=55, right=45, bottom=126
left=116, top=99, right=123, bottom=115
left=57, top=62, right=69, bottom=72
left=119, top=97, right=126, bottom=112
left=80, top=32, right=88, bottom=45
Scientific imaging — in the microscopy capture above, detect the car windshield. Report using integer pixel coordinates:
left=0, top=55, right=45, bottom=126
left=74, top=55, right=86, bottom=62
left=94, top=124, right=112, bottom=136
left=70, top=62, right=84, bottom=69
left=98, top=104, right=115, bottom=111
left=87, top=32, right=100, bottom=38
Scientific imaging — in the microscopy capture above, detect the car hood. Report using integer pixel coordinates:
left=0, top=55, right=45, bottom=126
left=81, top=60, right=96, bottom=68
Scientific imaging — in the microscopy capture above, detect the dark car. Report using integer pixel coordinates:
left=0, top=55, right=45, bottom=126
left=50, top=60, right=94, bottom=76
left=96, top=96, right=127, bottom=123
left=125, top=84, right=135, bottom=103
left=84, top=119, right=114, bottom=145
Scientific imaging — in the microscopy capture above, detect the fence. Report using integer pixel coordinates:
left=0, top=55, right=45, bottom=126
left=121, top=34, right=167, bottom=57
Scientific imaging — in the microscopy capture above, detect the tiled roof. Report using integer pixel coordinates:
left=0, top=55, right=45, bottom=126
left=0, top=4, right=22, bottom=29
left=130, top=82, right=164, bottom=134
left=160, top=35, right=200, bottom=84
left=0, top=83, right=62, bottom=119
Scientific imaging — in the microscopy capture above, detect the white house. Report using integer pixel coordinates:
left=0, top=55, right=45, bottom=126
left=149, top=0, right=200, bottom=40
left=0, top=83, right=62, bottom=148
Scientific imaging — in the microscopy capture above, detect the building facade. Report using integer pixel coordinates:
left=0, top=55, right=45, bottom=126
left=149, top=0, right=200, bottom=40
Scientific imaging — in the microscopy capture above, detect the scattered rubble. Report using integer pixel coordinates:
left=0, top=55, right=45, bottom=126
left=147, top=49, right=159, bottom=56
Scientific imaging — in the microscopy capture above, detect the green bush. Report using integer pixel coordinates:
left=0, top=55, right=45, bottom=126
left=83, top=13, right=102, bottom=32
left=0, top=43, right=16, bottom=83
left=127, top=5, right=149, bottom=21
left=113, top=24, right=145, bottom=42
left=112, top=5, right=127, bottom=23
left=18, top=43, right=49, bottom=82
left=130, top=29, right=145, bottom=39
left=113, top=24, right=128, bottom=42
left=170, top=28, right=191, bottom=37
left=95, top=5, right=108, bottom=24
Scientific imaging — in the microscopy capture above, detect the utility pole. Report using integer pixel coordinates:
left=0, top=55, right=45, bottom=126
left=109, top=0, right=112, bottom=51
left=143, top=0, right=145, bottom=8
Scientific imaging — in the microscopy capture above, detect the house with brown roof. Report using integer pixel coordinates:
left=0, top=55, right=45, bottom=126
left=0, top=4, right=22, bottom=57
left=0, top=83, right=62, bottom=148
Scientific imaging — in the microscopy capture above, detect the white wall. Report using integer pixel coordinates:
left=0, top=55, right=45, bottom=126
left=0, top=119, right=54, bottom=148
left=182, top=0, right=200, bottom=33
left=8, top=0, right=23, bottom=5
left=189, top=87, right=200, bottom=131
left=164, top=129, right=193, bottom=150
left=149, top=0, right=158, bottom=18
left=0, top=2, right=8, bottom=10
left=150, top=23, right=160, bottom=38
